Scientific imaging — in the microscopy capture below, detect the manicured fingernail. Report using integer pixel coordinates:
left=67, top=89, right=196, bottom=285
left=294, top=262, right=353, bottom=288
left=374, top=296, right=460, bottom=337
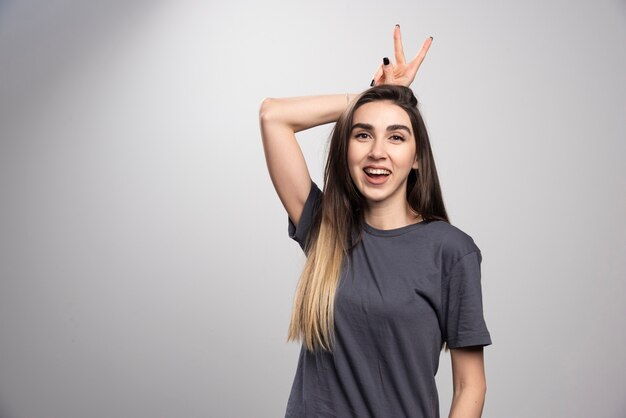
left=430, top=36, right=433, bottom=40
left=383, top=57, right=390, bottom=65
left=395, top=24, right=400, bottom=28
left=370, top=79, right=375, bottom=87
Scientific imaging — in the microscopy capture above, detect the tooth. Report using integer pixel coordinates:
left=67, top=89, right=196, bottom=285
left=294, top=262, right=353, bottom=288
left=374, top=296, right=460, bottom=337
left=365, top=168, right=390, bottom=175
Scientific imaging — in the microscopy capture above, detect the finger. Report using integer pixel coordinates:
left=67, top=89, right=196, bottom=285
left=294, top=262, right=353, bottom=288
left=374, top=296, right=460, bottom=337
left=371, top=65, right=384, bottom=87
left=382, top=57, right=394, bottom=84
left=393, top=24, right=406, bottom=65
left=408, top=36, right=433, bottom=73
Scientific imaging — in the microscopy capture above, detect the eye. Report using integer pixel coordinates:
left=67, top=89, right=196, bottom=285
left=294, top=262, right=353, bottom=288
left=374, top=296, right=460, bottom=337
left=389, top=135, right=405, bottom=142
left=354, top=132, right=371, bottom=140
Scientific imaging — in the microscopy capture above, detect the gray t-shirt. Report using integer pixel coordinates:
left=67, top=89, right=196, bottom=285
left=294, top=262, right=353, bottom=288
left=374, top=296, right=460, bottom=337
left=285, top=181, right=492, bottom=418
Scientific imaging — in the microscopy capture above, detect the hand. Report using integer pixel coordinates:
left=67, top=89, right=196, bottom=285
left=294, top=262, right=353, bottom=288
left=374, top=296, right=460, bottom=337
left=371, top=26, right=433, bottom=87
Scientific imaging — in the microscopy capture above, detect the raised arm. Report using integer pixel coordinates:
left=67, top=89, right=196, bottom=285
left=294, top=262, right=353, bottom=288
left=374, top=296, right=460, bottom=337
left=259, top=94, right=357, bottom=226
left=259, top=25, right=432, bottom=227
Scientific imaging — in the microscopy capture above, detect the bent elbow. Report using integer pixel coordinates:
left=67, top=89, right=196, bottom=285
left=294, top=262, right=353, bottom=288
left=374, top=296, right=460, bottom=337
left=259, top=97, right=277, bottom=124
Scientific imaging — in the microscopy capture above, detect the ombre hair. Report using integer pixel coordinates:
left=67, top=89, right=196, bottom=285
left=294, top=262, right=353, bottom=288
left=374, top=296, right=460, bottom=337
left=288, top=85, right=449, bottom=352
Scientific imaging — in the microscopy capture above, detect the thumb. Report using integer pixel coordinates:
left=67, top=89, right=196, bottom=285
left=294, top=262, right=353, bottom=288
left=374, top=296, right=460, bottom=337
left=381, top=57, right=394, bottom=84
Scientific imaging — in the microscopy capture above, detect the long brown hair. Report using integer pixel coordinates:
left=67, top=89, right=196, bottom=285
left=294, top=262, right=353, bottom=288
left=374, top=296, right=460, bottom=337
left=288, top=85, right=449, bottom=352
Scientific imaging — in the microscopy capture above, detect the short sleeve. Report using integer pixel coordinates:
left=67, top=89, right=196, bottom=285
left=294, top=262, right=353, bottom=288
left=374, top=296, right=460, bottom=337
left=287, top=180, right=322, bottom=253
left=442, top=250, right=492, bottom=349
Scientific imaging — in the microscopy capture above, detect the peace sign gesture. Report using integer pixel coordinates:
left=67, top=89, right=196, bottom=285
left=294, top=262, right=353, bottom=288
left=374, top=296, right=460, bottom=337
left=371, top=25, right=433, bottom=87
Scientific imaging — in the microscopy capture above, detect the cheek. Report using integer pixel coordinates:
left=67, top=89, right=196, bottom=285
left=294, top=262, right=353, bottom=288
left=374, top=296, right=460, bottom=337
left=401, top=145, right=418, bottom=167
left=346, top=144, right=359, bottom=169
left=346, top=141, right=354, bottom=159
left=346, top=162, right=361, bottom=185
left=344, top=143, right=358, bottom=183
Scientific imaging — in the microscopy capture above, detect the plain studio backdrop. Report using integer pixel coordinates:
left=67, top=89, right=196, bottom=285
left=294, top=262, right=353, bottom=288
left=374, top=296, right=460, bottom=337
left=1, top=0, right=625, bottom=417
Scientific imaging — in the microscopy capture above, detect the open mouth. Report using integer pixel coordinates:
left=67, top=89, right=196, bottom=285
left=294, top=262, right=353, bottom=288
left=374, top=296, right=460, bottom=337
left=363, top=167, right=391, bottom=179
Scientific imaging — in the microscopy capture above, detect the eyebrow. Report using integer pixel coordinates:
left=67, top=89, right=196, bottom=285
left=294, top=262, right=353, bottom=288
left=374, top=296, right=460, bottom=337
left=351, top=123, right=412, bottom=135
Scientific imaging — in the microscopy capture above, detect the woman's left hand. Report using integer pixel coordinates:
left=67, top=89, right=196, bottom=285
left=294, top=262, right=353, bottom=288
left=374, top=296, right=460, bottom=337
left=370, top=25, right=433, bottom=87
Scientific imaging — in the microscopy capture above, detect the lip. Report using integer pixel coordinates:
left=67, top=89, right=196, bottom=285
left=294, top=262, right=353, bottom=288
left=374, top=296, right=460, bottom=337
left=362, top=165, right=391, bottom=185
left=363, top=165, right=392, bottom=173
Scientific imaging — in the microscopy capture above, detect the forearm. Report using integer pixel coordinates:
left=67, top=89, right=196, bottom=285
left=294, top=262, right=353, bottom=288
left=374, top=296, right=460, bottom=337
left=448, top=385, right=486, bottom=418
left=259, top=93, right=357, bottom=133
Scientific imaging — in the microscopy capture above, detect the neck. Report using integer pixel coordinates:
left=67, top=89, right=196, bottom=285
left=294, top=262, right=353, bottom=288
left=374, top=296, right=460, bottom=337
left=363, top=200, right=422, bottom=230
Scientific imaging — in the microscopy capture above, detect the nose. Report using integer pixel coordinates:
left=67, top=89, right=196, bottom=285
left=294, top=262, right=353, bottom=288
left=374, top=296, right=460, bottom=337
left=368, top=137, right=387, bottom=159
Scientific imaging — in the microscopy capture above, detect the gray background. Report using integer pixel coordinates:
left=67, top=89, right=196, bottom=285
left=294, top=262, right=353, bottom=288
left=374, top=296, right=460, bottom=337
left=1, top=0, right=625, bottom=417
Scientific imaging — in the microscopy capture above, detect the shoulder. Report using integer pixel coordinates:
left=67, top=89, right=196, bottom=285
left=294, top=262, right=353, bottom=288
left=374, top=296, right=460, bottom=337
left=298, top=180, right=323, bottom=218
left=310, top=180, right=323, bottom=199
left=425, top=221, right=481, bottom=272
left=287, top=180, right=324, bottom=253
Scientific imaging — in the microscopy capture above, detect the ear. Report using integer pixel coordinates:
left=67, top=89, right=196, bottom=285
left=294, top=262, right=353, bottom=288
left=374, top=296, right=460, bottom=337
left=412, top=156, right=419, bottom=170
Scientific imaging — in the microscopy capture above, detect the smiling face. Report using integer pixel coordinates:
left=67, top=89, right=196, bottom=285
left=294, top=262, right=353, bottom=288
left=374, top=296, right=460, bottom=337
left=347, top=100, right=419, bottom=208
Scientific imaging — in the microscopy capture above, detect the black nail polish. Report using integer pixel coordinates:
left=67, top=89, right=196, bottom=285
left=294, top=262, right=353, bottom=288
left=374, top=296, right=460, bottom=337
left=383, top=57, right=390, bottom=65
left=395, top=24, right=400, bottom=28
left=430, top=36, right=433, bottom=40
left=370, top=79, right=375, bottom=87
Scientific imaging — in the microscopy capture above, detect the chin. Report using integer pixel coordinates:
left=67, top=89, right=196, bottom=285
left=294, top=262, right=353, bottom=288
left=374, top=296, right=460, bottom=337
left=361, top=183, right=407, bottom=204
left=360, top=190, right=391, bottom=204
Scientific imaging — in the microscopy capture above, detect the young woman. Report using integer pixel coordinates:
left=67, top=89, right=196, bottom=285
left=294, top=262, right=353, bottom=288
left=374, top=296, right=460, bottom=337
left=259, top=26, right=492, bottom=418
